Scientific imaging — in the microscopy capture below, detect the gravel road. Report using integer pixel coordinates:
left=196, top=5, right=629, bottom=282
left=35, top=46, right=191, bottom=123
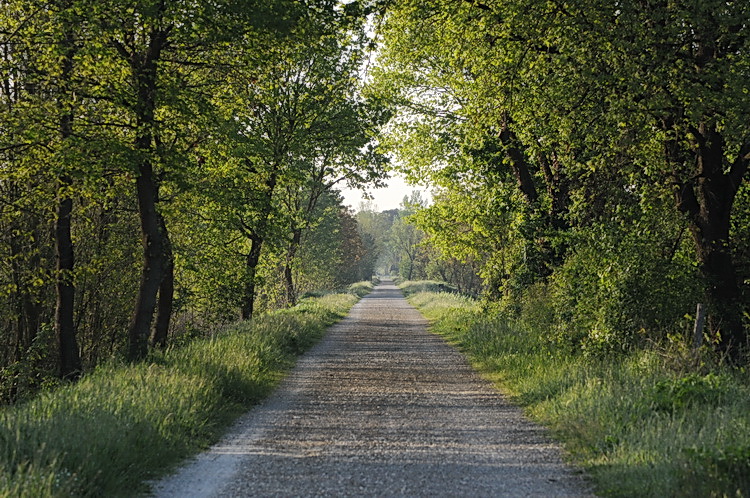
left=151, top=280, right=592, bottom=497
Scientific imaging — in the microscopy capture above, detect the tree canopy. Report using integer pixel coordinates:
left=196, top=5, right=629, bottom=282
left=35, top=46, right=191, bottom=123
left=2, top=0, right=750, bottom=401
left=369, top=0, right=750, bottom=360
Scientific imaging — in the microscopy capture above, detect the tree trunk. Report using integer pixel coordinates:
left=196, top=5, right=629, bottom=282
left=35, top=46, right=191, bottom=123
left=284, top=228, right=302, bottom=306
left=125, top=25, right=171, bottom=361
left=55, top=177, right=81, bottom=379
left=150, top=212, right=173, bottom=349
left=241, top=236, right=264, bottom=320
left=239, top=169, right=279, bottom=320
left=55, top=23, right=81, bottom=379
left=128, top=160, right=166, bottom=360
left=538, top=151, right=569, bottom=231
left=498, top=123, right=538, bottom=205
left=669, top=120, right=748, bottom=360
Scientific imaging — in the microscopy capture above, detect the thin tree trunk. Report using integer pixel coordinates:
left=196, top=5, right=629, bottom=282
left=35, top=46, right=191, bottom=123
left=128, top=160, right=165, bottom=360
left=498, top=122, right=538, bottom=205
left=239, top=169, right=279, bottom=320
left=9, top=235, right=25, bottom=364
left=283, top=228, right=302, bottom=306
left=241, top=236, right=264, bottom=320
left=123, top=23, right=171, bottom=361
left=55, top=177, right=81, bottom=379
left=538, top=151, right=569, bottom=231
left=55, top=22, right=81, bottom=379
left=151, top=212, right=173, bottom=349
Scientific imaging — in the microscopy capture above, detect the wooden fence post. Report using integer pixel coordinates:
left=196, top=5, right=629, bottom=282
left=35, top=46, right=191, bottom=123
left=692, top=303, right=706, bottom=351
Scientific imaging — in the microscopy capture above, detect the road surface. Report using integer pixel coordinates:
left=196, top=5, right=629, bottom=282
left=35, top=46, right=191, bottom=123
left=151, top=280, right=591, bottom=497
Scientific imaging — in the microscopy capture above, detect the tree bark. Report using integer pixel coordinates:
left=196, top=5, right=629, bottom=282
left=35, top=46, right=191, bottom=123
left=498, top=123, right=538, bottom=205
left=129, top=158, right=166, bottom=360
left=124, top=23, right=172, bottom=361
left=55, top=21, right=81, bottom=380
left=55, top=176, right=81, bottom=379
left=239, top=170, right=279, bottom=320
left=241, top=235, right=264, bottom=320
left=538, top=150, right=569, bottom=231
left=284, top=228, right=302, bottom=306
left=150, top=212, right=173, bottom=349
left=669, top=120, right=748, bottom=360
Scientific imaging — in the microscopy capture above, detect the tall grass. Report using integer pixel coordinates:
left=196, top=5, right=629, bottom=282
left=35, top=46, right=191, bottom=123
left=405, top=286, right=750, bottom=497
left=0, top=288, right=363, bottom=497
left=347, top=280, right=376, bottom=298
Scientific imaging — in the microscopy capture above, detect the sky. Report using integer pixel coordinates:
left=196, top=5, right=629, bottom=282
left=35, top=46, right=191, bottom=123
left=340, top=173, right=431, bottom=212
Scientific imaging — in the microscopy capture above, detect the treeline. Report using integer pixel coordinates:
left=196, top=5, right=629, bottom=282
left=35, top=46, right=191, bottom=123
left=0, top=0, right=383, bottom=402
left=369, top=0, right=750, bottom=361
left=355, top=192, right=483, bottom=295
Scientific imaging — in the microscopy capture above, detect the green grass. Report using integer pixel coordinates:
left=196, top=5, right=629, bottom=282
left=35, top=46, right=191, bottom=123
left=404, top=285, right=750, bottom=498
left=0, top=289, right=362, bottom=497
left=347, top=279, right=376, bottom=297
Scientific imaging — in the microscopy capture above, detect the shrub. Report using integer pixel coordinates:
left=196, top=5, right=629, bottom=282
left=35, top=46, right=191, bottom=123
left=548, top=224, right=702, bottom=356
left=399, top=280, right=457, bottom=297
left=648, top=373, right=732, bottom=412
left=407, top=288, right=750, bottom=497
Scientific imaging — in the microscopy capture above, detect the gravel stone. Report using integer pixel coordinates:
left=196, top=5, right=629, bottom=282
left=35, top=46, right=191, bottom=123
left=151, top=281, right=593, bottom=497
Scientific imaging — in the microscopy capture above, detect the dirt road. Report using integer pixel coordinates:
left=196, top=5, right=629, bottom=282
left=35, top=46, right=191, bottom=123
left=151, top=281, right=591, bottom=497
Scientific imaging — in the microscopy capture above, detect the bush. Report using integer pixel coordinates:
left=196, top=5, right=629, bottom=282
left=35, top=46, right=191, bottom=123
left=648, top=372, right=732, bottom=412
left=547, top=224, right=702, bottom=356
left=347, top=280, right=375, bottom=298
left=399, top=280, right=457, bottom=297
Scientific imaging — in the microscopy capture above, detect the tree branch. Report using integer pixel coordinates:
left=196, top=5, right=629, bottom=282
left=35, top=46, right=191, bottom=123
left=729, top=140, right=750, bottom=194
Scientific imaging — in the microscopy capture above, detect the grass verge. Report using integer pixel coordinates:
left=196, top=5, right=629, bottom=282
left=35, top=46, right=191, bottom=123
left=347, top=279, right=376, bottom=298
left=404, top=286, right=750, bottom=498
left=0, top=285, right=366, bottom=497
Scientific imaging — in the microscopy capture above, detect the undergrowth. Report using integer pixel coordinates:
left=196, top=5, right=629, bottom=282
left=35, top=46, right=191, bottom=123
left=0, top=285, right=366, bottom=497
left=405, top=285, right=750, bottom=498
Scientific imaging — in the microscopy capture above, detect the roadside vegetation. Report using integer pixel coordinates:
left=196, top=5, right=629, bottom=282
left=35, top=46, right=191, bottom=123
left=401, top=281, right=750, bottom=497
left=0, top=285, right=366, bottom=497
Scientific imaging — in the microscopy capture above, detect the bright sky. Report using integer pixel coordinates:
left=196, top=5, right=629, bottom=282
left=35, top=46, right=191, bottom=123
left=340, top=174, right=431, bottom=212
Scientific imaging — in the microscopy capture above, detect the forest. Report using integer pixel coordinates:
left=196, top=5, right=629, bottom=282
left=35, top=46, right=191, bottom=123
left=0, top=0, right=389, bottom=401
left=2, top=0, right=749, bottom=403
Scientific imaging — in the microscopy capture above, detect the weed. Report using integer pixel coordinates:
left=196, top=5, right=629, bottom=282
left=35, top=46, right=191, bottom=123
left=648, top=373, right=732, bottom=412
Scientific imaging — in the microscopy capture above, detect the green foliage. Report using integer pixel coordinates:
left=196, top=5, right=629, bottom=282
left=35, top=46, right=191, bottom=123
left=407, top=285, right=750, bottom=497
left=0, top=291, right=358, bottom=497
left=0, top=325, right=60, bottom=405
left=0, top=0, right=384, bottom=392
left=347, top=280, right=375, bottom=298
left=648, top=373, right=732, bottom=413
left=371, top=0, right=750, bottom=357
left=547, top=222, right=703, bottom=357
left=399, top=280, right=457, bottom=297
left=683, top=444, right=750, bottom=497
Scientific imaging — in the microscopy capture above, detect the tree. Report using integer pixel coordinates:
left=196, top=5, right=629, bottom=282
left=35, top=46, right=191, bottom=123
left=0, top=0, right=88, bottom=380
left=207, top=3, right=385, bottom=316
left=371, top=0, right=750, bottom=358
left=89, top=0, right=304, bottom=357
